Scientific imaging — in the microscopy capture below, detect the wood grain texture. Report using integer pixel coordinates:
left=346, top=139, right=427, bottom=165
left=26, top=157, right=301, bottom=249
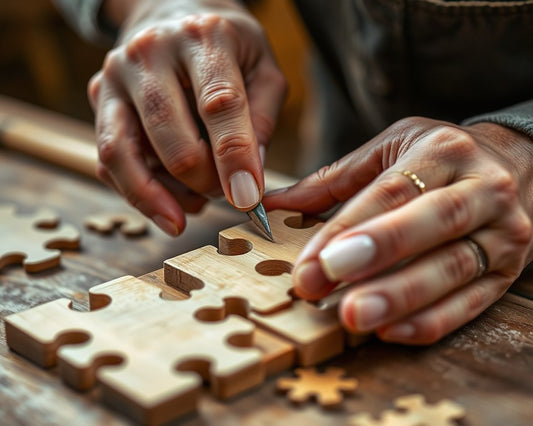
left=5, top=275, right=264, bottom=425
left=0, top=204, right=80, bottom=272
left=1, top=107, right=532, bottom=425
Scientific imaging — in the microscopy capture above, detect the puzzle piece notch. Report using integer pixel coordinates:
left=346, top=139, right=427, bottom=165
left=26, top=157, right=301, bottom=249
left=84, top=211, right=148, bottom=236
left=350, top=394, right=466, bottom=426
left=5, top=276, right=264, bottom=425
left=0, top=204, right=79, bottom=272
left=218, top=209, right=323, bottom=263
left=164, top=210, right=324, bottom=316
left=277, top=367, right=358, bottom=409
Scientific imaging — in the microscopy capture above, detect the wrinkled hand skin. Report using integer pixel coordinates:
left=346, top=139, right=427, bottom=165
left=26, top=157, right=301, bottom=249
left=265, top=117, right=533, bottom=345
left=89, top=0, right=287, bottom=236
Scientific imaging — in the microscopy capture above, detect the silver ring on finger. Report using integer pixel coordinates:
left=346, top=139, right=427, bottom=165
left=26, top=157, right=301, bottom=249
left=464, top=236, right=489, bottom=277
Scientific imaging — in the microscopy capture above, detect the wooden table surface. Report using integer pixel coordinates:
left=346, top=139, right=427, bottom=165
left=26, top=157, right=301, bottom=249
left=1, top=111, right=532, bottom=425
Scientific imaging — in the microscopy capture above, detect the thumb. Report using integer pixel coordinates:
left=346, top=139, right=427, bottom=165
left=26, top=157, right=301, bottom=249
left=263, top=151, right=382, bottom=214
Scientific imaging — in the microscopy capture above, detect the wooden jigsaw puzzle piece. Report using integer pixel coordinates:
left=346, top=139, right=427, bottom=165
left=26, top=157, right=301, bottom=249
left=164, top=210, right=324, bottom=315
left=218, top=209, right=323, bottom=263
left=164, top=245, right=294, bottom=314
left=5, top=276, right=264, bottom=425
left=84, top=211, right=148, bottom=236
left=0, top=204, right=79, bottom=272
left=249, top=300, right=345, bottom=366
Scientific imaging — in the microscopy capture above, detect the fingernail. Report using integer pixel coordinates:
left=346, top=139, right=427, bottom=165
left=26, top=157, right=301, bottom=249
left=319, top=234, right=376, bottom=281
left=152, top=215, right=180, bottom=236
left=293, top=260, right=331, bottom=299
left=259, top=145, right=266, bottom=165
left=382, top=323, right=416, bottom=340
left=353, top=294, right=388, bottom=331
left=230, top=170, right=260, bottom=209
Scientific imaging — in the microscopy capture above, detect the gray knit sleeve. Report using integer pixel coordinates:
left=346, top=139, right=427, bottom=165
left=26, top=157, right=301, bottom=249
left=52, top=0, right=117, bottom=45
left=463, top=100, right=533, bottom=141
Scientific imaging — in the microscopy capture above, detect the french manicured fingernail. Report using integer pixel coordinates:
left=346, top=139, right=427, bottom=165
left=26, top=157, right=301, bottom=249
left=382, top=323, right=416, bottom=340
left=230, top=170, right=260, bottom=209
left=319, top=234, right=376, bottom=281
left=259, top=145, right=266, bottom=165
left=152, top=215, right=180, bottom=237
left=353, top=294, right=388, bottom=331
left=293, top=260, right=331, bottom=298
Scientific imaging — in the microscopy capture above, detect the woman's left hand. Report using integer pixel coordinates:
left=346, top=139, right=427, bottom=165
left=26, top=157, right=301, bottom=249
left=264, top=117, right=533, bottom=344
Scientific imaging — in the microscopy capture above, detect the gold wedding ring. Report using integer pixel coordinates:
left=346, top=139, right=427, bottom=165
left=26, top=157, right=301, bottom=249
left=400, top=170, right=426, bottom=194
left=464, top=237, right=488, bottom=278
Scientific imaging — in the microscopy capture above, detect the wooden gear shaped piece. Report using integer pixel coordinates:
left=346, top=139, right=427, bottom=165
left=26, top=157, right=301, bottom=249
left=0, top=204, right=79, bottom=272
left=277, top=367, right=358, bottom=409
left=4, top=276, right=264, bottom=425
left=350, top=394, right=466, bottom=426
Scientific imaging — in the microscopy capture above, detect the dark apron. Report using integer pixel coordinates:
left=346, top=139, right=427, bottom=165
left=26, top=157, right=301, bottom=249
left=292, top=0, right=533, bottom=170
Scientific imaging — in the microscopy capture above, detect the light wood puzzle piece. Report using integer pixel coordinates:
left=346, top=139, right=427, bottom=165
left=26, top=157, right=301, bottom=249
left=164, top=210, right=324, bottom=314
left=350, top=394, right=466, bottom=426
left=84, top=211, right=148, bottom=236
left=165, top=209, right=350, bottom=365
left=277, top=367, right=358, bottom=409
left=4, top=276, right=264, bottom=425
left=0, top=204, right=79, bottom=272
left=249, top=300, right=345, bottom=366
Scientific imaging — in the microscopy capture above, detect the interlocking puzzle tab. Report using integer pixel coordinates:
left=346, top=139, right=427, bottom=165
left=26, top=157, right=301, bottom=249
left=0, top=204, right=79, bottom=272
left=5, top=276, right=264, bottom=425
left=164, top=210, right=324, bottom=314
left=164, top=210, right=348, bottom=365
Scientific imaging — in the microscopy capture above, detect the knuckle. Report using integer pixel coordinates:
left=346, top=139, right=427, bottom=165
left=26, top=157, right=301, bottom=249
left=199, top=84, right=246, bottom=118
left=447, top=243, right=478, bottom=283
left=97, top=134, right=119, bottom=167
left=166, top=144, right=204, bottom=177
left=373, top=173, right=414, bottom=210
left=213, top=133, right=253, bottom=158
left=398, top=278, right=425, bottom=313
left=87, top=72, right=102, bottom=102
left=431, top=126, right=479, bottom=161
left=435, top=190, right=472, bottom=234
left=139, top=80, right=174, bottom=130
left=487, top=168, right=520, bottom=210
left=101, top=50, right=122, bottom=80
left=181, top=13, right=224, bottom=39
left=125, top=27, right=162, bottom=63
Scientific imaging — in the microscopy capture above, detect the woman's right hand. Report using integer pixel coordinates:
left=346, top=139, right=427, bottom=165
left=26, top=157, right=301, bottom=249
left=89, top=0, right=287, bottom=235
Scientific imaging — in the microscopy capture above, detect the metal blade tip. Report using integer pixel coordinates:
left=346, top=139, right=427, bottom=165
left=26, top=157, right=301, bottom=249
left=247, top=203, right=274, bottom=242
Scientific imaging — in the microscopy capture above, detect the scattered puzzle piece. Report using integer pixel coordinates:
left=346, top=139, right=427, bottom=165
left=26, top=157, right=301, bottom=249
left=277, top=367, right=358, bottom=409
left=0, top=204, right=79, bottom=272
left=84, top=211, right=148, bottom=236
left=350, top=394, right=466, bottom=426
left=5, top=276, right=264, bottom=425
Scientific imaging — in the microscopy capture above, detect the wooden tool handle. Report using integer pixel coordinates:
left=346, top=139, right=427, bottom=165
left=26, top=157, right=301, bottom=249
left=0, top=95, right=297, bottom=189
left=0, top=96, right=98, bottom=178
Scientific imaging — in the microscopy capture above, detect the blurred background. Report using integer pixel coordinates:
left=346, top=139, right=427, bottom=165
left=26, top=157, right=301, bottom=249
left=0, top=0, right=313, bottom=178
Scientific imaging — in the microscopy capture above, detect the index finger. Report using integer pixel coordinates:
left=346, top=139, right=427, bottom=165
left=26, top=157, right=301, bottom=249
left=182, top=15, right=263, bottom=210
